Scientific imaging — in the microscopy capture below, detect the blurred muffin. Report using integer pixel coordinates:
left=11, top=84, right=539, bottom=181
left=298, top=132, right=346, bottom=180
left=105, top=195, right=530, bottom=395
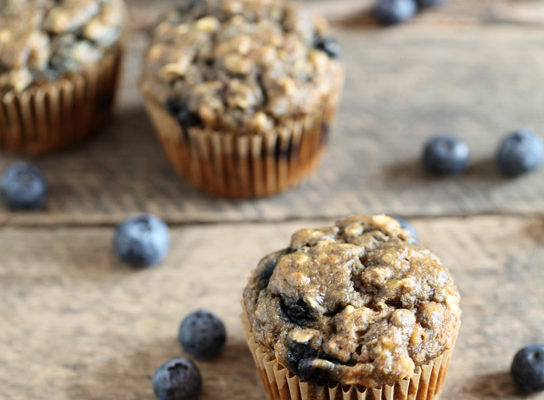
left=243, top=215, right=461, bottom=400
left=140, top=0, right=344, bottom=198
left=0, top=0, right=126, bottom=154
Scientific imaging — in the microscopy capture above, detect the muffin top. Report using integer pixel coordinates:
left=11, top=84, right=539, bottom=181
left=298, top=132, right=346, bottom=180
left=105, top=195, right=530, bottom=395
left=140, top=0, right=343, bottom=136
left=0, top=0, right=125, bottom=92
left=243, top=215, right=461, bottom=387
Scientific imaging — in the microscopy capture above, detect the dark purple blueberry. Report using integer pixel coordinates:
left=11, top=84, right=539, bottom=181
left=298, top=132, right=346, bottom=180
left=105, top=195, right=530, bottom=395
left=391, top=216, right=418, bottom=243
left=314, top=37, right=342, bottom=59
left=113, top=214, right=170, bottom=268
left=285, top=340, right=317, bottom=373
left=373, top=0, right=418, bottom=26
left=152, top=358, right=202, bottom=400
left=257, top=248, right=292, bottom=289
left=166, top=98, right=203, bottom=139
left=497, top=129, right=544, bottom=177
left=281, top=297, right=315, bottom=325
left=422, top=135, right=470, bottom=176
left=511, top=344, right=544, bottom=393
left=285, top=339, right=336, bottom=386
left=0, top=162, right=47, bottom=210
left=298, top=358, right=334, bottom=386
left=417, top=0, right=446, bottom=8
left=178, top=310, right=226, bottom=360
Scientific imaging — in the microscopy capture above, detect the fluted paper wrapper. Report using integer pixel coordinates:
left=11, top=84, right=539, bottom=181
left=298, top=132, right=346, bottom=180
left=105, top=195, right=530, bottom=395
left=0, top=45, right=123, bottom=155
left=241, top=313, right=454, bottom=400
left=140, top=71, right=343, bottom=198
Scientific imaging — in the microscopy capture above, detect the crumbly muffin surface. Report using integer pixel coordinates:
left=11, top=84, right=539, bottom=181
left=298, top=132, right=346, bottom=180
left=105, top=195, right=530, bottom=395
left=243, top=215, right=461, bottom=387
left=0, top=0, right=125, bottom=92
left=140, top=0, right=343, bottom=135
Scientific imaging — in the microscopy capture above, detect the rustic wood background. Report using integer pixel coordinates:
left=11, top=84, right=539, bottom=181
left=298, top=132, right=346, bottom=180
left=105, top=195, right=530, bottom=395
left=1, top=1, right=544, bottom=399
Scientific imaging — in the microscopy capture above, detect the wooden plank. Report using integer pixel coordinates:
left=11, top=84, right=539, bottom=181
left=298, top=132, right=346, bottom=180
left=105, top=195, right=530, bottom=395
left=1, top=5, right=544, bottom=225
left=125, top=0, right=544, bottom=31
left=0, top=216, right=542, bottom=399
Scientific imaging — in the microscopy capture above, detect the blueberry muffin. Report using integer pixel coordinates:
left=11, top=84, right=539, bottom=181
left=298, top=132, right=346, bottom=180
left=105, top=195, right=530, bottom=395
left=243, top=215, right=461, bottom=399
left=140, top=0, right=344, bottom=198
left=0, top=0, right=126, bottom=154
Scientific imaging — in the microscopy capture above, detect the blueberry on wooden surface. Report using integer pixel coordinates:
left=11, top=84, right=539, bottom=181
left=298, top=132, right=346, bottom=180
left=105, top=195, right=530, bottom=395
left=152, top=358, right=202, bottom=400
left=511, top=344, right=544, bottom=393
left=417, top=0, right=446, bottom=8
left=373, top=0, right=418, bottom=26
left=178, top=310, right=226, bottom=360
left=422, top=135, right=470, bottom=176
left=113, top=214, right=170, bottom=268
left=0, top=162, right=47, bottom=210
left=497, top=129, right=544, bottom=177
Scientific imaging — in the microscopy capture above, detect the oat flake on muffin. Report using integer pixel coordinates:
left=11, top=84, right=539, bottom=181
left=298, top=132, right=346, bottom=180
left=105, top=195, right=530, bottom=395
left=140, top=0, right=343, bottom=136
left=0, top=0, right=125, bottom=92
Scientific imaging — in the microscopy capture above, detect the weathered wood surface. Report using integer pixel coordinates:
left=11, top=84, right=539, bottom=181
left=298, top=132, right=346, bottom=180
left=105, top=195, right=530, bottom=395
left=1, top=0, right=544, bottom=224
left=1, top=217, right=543, bottom=399
left=1, top=2, right=544, bottom=400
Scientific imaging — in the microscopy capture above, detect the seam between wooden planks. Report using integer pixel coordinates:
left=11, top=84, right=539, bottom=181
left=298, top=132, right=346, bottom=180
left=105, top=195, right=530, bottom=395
left=0, top=211, right=542, bottom=229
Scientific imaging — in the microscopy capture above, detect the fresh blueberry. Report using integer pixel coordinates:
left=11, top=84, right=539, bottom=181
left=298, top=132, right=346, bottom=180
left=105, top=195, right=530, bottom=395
left=166, top=98, right=203, bottom=139
left=511, top=344, right=544, bottom=393
left=113, top=214, right=170, bottom=268
left=152, top=358, right=202, bottom=400
left=373, top=0, right=418, bottom=26
left=391, top=216, right=418, bottom=243
left=178, top=310, right=226, bottom=360
left=417, top=0, right=446, bottom=8
left=0, top=162, right=47, bottom=210
left=314, top=37, right=342, bottom=59
left=497, top=130, right=544, bottom=177
left=422, top=136, right=470, bottom=176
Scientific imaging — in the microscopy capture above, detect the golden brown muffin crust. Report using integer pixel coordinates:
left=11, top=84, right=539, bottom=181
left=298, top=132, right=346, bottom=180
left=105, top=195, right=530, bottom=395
left=0, top=0, right=125, bottom=92
left=140, top=0, right=343, bottom=136
left=243, top=215, right=461, bottom=387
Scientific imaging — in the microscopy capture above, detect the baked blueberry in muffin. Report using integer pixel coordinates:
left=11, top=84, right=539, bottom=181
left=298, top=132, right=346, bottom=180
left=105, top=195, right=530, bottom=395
left=140, top=0, right=344, bottom=198
left=243, top=215, right=461, bottom=388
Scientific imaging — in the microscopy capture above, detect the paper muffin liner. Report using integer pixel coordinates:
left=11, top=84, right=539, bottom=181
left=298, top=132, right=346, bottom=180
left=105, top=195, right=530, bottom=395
left=140, top=71, right=344, bottom=198
left=0, top=45, right=123, bottom=155
left=241, top=312, right=455, bottom=400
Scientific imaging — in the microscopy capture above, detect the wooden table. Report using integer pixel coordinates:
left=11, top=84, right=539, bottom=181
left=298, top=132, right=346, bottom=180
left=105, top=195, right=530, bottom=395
left=1, top=1, right=543, bottom=399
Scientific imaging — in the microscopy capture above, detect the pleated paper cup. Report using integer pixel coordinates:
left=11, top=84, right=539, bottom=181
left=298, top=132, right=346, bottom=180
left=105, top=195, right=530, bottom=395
left=140, top=71, right=344, bottom=199
left=241, top=313, right=455, bottom=400
left=0, top=45, right=123, bottom=155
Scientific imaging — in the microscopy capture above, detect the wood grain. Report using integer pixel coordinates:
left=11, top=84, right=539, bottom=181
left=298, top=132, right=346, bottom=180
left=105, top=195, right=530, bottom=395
left=124, top=0, right=544, bottom=31
left=1, top=1, right=544, bottom=224
left=1, top=3, right=543, bottom=399
left=1, top=216, right=543, bottom=399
